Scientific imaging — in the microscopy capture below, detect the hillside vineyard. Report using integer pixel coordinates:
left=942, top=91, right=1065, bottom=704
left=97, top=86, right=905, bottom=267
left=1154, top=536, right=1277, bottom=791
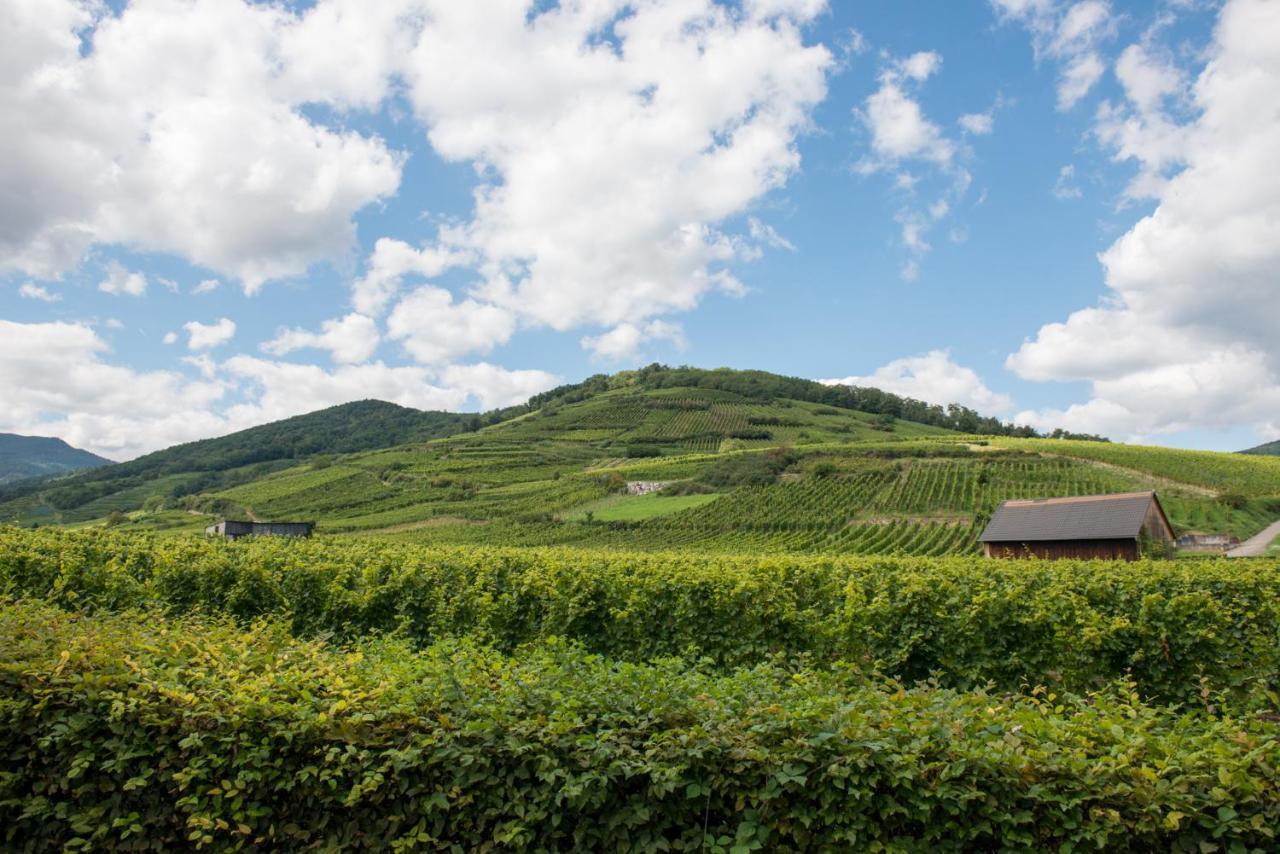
left=3, top=369, right=1280, bottom=849
left=8, top=376, right=1277, bottom=553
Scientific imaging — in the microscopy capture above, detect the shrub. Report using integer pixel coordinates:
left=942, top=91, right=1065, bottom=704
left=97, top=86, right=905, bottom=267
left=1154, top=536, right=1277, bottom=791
left=1, top=602, right=1277, bottom=852
left=2, top=528, right=1279, bottom=707
left=698, top=448, right=797, bottom=489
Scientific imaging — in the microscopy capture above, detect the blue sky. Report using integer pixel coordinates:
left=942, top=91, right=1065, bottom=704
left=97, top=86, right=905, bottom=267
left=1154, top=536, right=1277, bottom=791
left=3, top=0, right=1277, bottom=459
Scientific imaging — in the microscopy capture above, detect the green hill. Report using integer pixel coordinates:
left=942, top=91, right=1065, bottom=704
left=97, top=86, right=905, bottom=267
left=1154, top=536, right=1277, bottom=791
left=64, top=374, right=1280, bottom=554
left=0, top=364, right=1058, bottom=529
left=0, top=434, right=110, bottom=484
left=0, top=401, right=476, bottom=525
left=9, top=366, right=1279, bottom=553
left=1242, top=439, right=1280, bottom=456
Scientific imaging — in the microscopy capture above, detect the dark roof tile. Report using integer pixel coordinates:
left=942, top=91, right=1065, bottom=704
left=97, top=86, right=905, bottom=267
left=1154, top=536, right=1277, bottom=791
left=980, top=492, right=1157, bottom=543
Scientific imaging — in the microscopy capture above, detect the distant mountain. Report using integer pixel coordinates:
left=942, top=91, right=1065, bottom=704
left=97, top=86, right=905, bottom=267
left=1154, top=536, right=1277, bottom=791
left=0, top=434, right=111, bottom=484
left=0, top=401, right=476, bottom=522
left=1241, top=440, right=1280, bottom=456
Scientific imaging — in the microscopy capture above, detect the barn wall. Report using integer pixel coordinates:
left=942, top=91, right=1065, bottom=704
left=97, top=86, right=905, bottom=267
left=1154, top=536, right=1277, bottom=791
left=984, top=539, right=1139, bottom=561
left=251, top=522, right=313, bottom=537
left=1141, top=503, right=1174, bottom=545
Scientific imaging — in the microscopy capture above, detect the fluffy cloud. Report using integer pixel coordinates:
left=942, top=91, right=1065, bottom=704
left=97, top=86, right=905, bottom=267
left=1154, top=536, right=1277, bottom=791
left=858, top=55, right=955, bottom=168
left=0, top=318, right=558, bottom=459
left=1009, top=0, right=1280, bottom=441
left=18, top=282, right=60, bottom=302
left=1053, top=164, right=1082, bottom=199
left=991, top=0, right=1113, bottom=109
left=1, top=0, right=402, bottom=289
left=183, top=318, right=236, bottom=351
left=97, top=261, right=147, bottom=297
left=580, top=320, right=687, bottom=361
left=221, top=356, right=556, bottom=423
left=386, top=287, right=516, bottom=365
left=854, top=49, right=975, bottom=281
left=0, top=1, right=834, bottom=456
left=437, top=363, right=562, bottom=411
left=352, top=237, right=473, bottom=317
left=378, top=0, right=830, bottom=349
left=262, top=313, right=381, bottom=365
left=959, top=111, right=995, bottom=135
left=1094, top=42, right=1191, bottom=199
left=0, top=319, right=228, bottom=458
left=823, top=350, right=1013, bottom=414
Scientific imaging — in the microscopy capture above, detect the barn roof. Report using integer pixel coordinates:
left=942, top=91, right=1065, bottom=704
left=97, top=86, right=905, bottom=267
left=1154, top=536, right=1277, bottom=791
left=980, top=491, right=1168, bottom=543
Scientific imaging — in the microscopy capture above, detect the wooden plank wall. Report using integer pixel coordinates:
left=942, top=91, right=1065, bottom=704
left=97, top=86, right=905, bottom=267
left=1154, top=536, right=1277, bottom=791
left=984, top=539, right=1139, bottom=561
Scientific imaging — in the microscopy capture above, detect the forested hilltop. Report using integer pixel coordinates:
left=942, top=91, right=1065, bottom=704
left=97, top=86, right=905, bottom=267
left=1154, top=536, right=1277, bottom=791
left=0, top=433, right=110, bottom=484
left=533, top=364, right=1108, bottom=440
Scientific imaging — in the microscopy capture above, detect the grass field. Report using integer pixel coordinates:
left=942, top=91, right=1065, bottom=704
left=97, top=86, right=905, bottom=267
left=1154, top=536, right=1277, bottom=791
left=561, top=492, right=722, bottom=521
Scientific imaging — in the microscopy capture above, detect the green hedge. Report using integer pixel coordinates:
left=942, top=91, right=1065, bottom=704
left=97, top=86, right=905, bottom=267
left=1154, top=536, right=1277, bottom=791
left=2, top=528, right=1279, bottom=707
left=2, top=601, right=1277, bottom=851
left=7, top=527, right=1280, bottom=706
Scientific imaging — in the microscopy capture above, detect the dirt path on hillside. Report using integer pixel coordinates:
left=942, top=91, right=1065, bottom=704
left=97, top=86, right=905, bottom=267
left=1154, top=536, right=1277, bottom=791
left=1227, top=519, right=1280, bottom=557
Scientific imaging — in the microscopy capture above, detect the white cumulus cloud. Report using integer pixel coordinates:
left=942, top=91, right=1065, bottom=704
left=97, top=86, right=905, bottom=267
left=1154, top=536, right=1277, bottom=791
left=386, top=286, right=516, bottom=365
left=581, top=320, right=687, bottom=361
left=991, top=0, right=1114, bottom=110
left=378, top=0, right=831, bottom=344
left=183, top=318, right=237, bottom=351
left=97, top=261, right=147, bottom=297
left=18, top=282, right=61, bottom=302
left=823, top=350, right=1013, bottom=414
left=0, top=0, right=402, bottom=289
left=1009, top=0, right=1280, bottom=442
left=858, top=64, right=955, bottom=168
left=262, top=313, right=381, bottom=365
left=0, top=318, right=560, bottom=459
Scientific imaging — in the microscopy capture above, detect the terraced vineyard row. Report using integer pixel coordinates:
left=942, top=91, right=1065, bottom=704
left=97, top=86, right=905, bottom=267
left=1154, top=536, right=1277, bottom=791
left=996, top=437, right=1280, bottom=497
left=639, top=458, right=1140, bottom=533
left=640, top=405, right=751, bottom=439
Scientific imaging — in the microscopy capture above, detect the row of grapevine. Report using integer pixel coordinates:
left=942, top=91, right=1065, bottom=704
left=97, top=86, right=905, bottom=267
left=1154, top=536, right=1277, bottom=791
left=997, top=437, right=1280, bottom=497
left=6, top=526, right=1280, bottom=708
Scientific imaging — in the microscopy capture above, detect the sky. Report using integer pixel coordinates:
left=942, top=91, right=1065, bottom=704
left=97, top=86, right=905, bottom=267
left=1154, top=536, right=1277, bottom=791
left=2, top=0, right=1278, bottom=461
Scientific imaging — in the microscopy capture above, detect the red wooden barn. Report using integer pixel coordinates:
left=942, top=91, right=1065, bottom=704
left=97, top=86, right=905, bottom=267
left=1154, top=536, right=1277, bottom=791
left=980, top=491, right=1175, bottom=560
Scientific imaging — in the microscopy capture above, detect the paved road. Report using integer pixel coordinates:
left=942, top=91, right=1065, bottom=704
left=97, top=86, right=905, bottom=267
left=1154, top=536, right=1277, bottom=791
left=1227, top=519, right=1280, bottom=557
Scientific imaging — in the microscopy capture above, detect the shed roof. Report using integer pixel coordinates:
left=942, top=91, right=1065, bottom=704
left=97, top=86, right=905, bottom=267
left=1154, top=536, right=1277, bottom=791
left=980, top=491, right=1166, bottom=543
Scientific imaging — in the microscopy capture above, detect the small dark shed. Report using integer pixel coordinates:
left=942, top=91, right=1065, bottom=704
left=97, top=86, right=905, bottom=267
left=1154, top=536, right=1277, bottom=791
left=205, top=520, right=314, bottom=540
left=980, top=491, right=1174, bottom=561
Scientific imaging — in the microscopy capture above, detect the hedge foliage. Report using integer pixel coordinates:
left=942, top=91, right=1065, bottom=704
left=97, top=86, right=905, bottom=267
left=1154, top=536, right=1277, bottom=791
left=2, top=601, right=1278, bottom=852
left=3, top=528, right=1279, bottom=708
